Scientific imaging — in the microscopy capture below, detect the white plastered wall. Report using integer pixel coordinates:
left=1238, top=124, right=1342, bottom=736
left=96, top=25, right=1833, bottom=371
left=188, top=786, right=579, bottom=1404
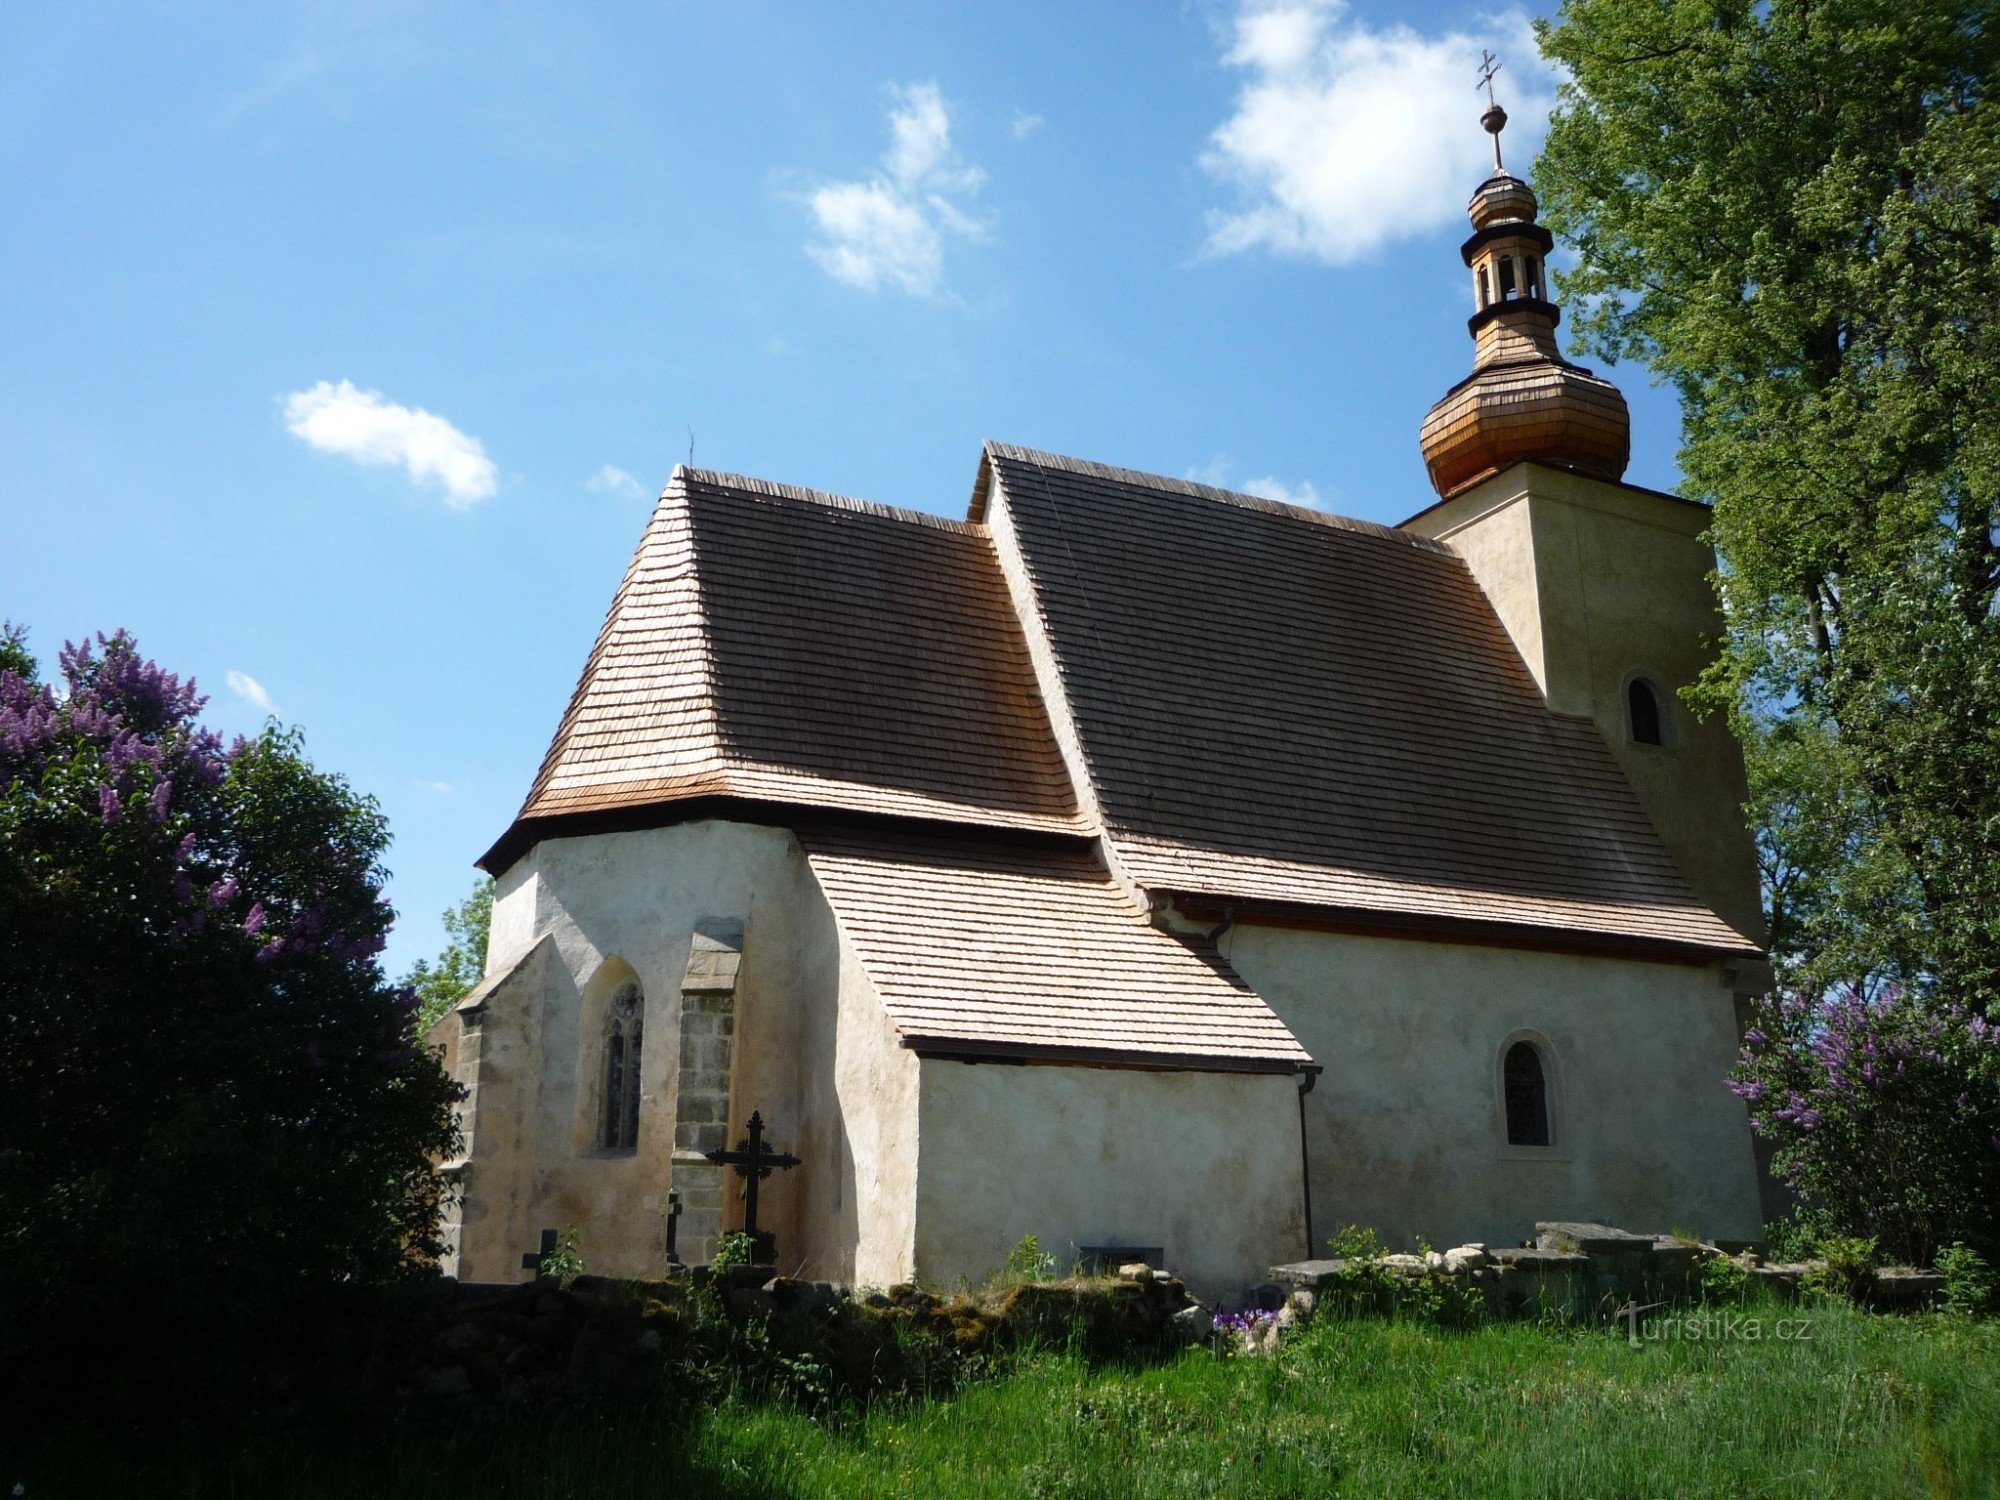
left=911, top=1060, right=1306, bottom=1298
left=448, top=819, right=919, bottom=1284
left=1223, top=924, right=1764, bottom=1252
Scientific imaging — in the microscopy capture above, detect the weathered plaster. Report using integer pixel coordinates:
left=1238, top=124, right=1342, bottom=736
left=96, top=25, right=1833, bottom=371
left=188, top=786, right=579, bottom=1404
left=1223, top=923, right=1764, bottom=1253
left=911, top=1061, right=1306, bottom=1298
left=439, top=820, right=915, bottom=1284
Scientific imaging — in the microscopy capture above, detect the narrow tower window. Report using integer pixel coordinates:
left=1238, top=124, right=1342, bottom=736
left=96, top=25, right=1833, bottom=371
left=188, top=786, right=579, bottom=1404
left=1503, top=1041, right=1550, bottom=1146
left=1628, top=678, right=1665, bottom=746
left=602, top=980, right=644, bottom=1151
left=1476, top=265, right=1490, bottom=307
left=1497, top=256, right=1517, bottom=298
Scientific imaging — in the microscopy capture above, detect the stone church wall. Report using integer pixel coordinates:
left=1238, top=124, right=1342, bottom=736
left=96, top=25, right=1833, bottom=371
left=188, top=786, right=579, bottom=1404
left=911, top=1061, right=1306, bottom=1298
left=1224, top=924, right=1763, bottom=1254
left=447, top=819, right=918, bottom=1285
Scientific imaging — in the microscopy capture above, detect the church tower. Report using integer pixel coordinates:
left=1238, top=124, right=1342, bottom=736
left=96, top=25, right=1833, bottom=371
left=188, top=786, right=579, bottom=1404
left=1418, top=95, right=1630, bottom=499
left=1402, top=86, right=1765, bottom=950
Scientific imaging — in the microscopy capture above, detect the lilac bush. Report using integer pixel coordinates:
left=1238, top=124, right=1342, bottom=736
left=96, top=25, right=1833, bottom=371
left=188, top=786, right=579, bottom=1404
left=0, top=627, right=460, bottom=1430
left=1732, top=983, right=2000, bottom=1263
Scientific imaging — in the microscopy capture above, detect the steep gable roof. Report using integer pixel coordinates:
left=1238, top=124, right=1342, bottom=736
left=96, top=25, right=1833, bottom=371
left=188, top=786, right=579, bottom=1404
left=978, top=444, right=1757, bottom=958
left=482, top=468, right=1084, bottom=869
left=799, top=825, right=1313, bottom=1073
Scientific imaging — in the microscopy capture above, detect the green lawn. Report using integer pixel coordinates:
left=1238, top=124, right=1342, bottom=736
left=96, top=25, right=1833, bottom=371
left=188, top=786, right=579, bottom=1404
left=54, top=1303, right=2000, bottom=1499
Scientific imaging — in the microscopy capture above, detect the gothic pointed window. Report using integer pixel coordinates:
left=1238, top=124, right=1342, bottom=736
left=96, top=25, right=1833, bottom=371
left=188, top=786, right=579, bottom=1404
left=1503, top=1041, right=1551, bottom=1147
left=601, top=980, right=644, bottom=1151
left=1628, top=677, right=1665, bottom=746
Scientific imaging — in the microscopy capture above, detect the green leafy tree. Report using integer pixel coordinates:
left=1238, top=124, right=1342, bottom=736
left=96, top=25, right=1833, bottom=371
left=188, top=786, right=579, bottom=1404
left=1535, top=0, right=2000, bottom=1250
left=0, top=629, right=461, bottom=1432
left=1535, top=0, right=2000, bottom=1009
left=405, top=875, right=494, bottom=1036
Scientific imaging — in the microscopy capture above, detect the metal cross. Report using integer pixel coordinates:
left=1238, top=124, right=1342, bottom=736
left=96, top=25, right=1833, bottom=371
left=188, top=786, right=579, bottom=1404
left=521, top=1226, right=558, bottom=1276
left=664, top=1191, right=684, bottom=1267
left=704, top=1109, right=801, bottom=1266
left=1477, top=49, right=1503, bottom=106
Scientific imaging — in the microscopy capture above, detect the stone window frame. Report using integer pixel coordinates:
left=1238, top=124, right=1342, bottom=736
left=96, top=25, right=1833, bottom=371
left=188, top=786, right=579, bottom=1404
left=600, top=979, right=645, bottom=1153
left=574, top=958, right=647, bottom=1160
left=1494, top=1028, right=1569, bottom=1162
left=1622, top=669, right=1673, bottom=750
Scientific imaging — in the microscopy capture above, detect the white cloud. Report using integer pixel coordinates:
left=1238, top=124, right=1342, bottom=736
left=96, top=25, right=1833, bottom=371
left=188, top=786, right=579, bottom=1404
left=1201, top=0, right=1554, bottom=264
left=282, top=379, right=498, bottom=507
left=806, top=83, right=986, bottom=296
left=415, top=779, right=455, bottom=794
left=1011, top=110, right=1045, bottom=140
left=587, top=464, right=648, bottom=500
left=226, top=670, right=277, bottom=714
left=1187, top=456, right=1331, bottom=510
left=1242, top=475, right=1326, bottom=509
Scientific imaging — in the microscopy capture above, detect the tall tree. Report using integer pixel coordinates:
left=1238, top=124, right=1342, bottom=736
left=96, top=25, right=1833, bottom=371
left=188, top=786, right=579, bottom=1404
left=1534, top=0, right=2000, bottom=1254
left=1536, top=0, right=2000, bottom=1006
left=405, top=875, right=495, bottom=1037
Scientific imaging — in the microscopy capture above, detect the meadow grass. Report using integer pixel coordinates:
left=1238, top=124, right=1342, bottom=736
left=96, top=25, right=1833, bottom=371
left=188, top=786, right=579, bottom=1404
left=44, top=1301, right=2000, bottom=1499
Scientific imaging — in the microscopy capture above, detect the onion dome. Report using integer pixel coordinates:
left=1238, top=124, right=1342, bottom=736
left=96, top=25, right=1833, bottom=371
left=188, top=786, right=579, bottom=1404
left=1419, top=97, right=1630, bottom=500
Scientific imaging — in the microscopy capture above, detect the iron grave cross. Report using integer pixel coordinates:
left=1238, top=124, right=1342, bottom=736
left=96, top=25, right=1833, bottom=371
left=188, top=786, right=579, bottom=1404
left=703, top=1110, right=801, bottom=1266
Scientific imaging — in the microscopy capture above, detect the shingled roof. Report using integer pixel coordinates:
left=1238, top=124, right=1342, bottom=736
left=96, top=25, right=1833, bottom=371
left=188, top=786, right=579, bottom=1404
left=485, top=446, right=1757, bottom=964
left=977, top=445, right=1756, bottom=957
left=482, top=469, right=1084, bottom=869
left=798, top=825, right=1312, bottom=1073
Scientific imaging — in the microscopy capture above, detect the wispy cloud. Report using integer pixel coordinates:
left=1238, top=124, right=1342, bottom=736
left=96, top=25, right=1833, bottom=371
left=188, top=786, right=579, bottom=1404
left=1241, top=475, right=1325, bottom=509
left=587, top=464, right=648, bottom=500
left=1186, top=456, right=1331, bottom=510
left=415, top=779, right=455, bottom=794
left=1011, top=110, right=1045, bottom=140
left=1201, top=0, right=1554, bottom=265
left=227, top=670, right=277, bottom=714
left=805, top=83, right=986, bottom=297
left=282, top=379, right=498, bottom=507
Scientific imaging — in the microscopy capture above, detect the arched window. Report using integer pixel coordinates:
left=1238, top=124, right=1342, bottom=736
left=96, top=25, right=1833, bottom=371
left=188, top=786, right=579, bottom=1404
left=1476, top=265, right=1490, bottom=307
left=601, top=980, right=644, bottom=1151
left=1503, top=1041, right=1551, bottom=1147
left=1497, top=256, right=1517, bottom=299
left=1627, top=677, right=1665, bottom=746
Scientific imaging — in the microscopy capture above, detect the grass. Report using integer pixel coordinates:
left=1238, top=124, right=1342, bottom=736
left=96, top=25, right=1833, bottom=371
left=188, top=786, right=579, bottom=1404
left=35, top=1301, right=2000, bottom=1499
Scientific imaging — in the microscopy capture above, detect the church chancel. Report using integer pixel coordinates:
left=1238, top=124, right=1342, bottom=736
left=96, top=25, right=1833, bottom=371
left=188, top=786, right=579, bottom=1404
left=430, top=101, right=1769, bottom=1297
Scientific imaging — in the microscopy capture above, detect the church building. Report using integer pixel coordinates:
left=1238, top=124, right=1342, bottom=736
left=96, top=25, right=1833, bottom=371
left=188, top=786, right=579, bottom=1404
left=430, top=110, right=1769, bottom=1296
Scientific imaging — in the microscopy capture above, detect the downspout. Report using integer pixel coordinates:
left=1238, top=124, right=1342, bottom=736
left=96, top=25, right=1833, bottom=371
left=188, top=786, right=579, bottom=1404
left=1296, top=1070, right=1318, bottom=1260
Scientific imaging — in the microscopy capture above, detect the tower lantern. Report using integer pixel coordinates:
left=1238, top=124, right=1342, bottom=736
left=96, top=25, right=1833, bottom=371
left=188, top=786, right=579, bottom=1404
left=1419, top=66, right=1630, bottom=501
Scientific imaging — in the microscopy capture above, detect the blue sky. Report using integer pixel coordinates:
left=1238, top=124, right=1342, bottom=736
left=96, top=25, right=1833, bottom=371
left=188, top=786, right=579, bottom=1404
left=0, top=1, right=1687, bottom=977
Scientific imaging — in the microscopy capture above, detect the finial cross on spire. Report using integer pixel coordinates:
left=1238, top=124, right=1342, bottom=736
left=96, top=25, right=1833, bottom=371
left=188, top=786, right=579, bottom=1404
left=1477, top=50, right=1503, bottom=106
left=1476, top=50, right=1509, bottom=173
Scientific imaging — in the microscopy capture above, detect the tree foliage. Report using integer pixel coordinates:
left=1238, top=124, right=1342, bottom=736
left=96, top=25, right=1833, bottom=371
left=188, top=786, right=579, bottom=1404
left=0, top=629, right=461, bottom=1429
left=404, top=875, right=494, bottom=1038
left=1535, top=0, right=2000, bottom=1252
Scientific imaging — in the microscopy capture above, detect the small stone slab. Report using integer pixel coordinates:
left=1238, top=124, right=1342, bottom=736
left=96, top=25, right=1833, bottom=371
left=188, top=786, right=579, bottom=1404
left=1268, top=1259, right=1352, bottom=1289
left=1536, top=1222, right=1656, bottom=1255
left=1491, top=1247, right=1592, bottom=1271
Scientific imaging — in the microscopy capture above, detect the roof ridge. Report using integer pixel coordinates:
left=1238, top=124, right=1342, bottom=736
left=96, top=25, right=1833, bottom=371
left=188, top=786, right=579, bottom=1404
left=675, top=463, right=975, bottom=535
left=981, top=442, right=1452, bottom=555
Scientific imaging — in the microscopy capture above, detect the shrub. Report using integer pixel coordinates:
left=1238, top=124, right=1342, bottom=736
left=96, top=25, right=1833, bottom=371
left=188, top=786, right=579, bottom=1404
left=0, top=629, right=461, bottom=1437
left=539, top=1228, right=585, bottom=1289
left=1732, top=984, right=2000, bottom=1264
left=1805, top=1236, right=1879, bottom=1301
left=1936, top=1243, right=1996, bottom=1319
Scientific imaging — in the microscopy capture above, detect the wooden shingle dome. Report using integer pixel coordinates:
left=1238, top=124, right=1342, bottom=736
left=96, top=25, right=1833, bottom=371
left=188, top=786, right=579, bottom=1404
left=1419, top=108, right=1630, bottom=500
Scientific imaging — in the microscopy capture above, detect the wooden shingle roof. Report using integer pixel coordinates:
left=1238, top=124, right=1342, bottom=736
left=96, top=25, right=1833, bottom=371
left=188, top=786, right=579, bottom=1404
left=482, top=468, right=1084, bottom=868
left=979, top=444, right=1757, bottom=958
left=799, top=825, right=1314, bottom=1072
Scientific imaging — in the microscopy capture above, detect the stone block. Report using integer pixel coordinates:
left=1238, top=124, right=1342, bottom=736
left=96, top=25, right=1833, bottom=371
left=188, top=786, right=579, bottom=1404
left=1536, top=1222, right=1655, bottom=1256
left=1268, top=1259, right=1349, bottom=1290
